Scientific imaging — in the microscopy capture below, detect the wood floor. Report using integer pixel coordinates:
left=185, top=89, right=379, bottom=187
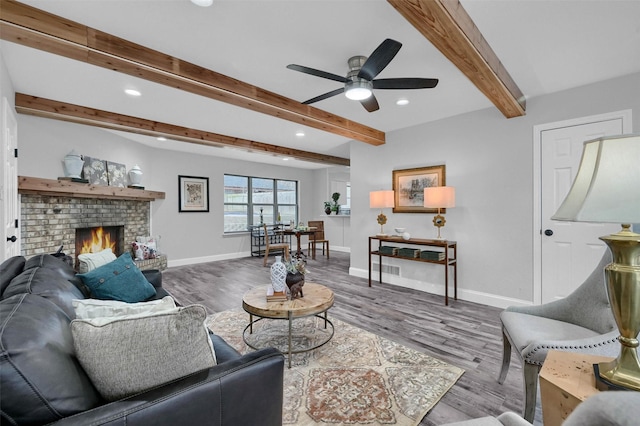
left=162, top=250, right=534, bottom=425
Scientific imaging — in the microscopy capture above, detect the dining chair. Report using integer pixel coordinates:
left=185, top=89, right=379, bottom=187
left=498, top=250, right=619, bottom=422
left=262, top=224, right=289, bottom=266
left=307, top=220, right=329, bottom=259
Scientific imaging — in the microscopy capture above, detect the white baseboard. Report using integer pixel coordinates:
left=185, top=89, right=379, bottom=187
left=168, top=251, right=250, bottom=267
left=349, top=267, right=532, bottom=309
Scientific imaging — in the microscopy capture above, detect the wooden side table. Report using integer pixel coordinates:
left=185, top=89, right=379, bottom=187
left=539, top=350, right=614, bottom=426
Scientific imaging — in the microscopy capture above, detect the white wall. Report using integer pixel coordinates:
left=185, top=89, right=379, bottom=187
left=16, top=115, right=318, bottom=265
left=349, top=72, right=640, bottom=308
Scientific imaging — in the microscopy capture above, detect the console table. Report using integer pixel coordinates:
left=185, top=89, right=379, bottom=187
left=368, top=236, right=457, bottom=305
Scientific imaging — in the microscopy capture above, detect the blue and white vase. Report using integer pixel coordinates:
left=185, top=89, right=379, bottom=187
left=270, top=255, right=287, bottom=293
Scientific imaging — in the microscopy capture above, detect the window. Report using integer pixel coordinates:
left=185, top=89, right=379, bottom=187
left=224, top=174, right=298, bottom=233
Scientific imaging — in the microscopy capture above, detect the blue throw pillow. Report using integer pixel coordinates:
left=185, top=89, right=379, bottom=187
left=77, top=253, right=155, bottom=303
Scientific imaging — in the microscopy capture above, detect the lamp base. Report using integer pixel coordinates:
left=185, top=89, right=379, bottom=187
left=596, top=226, right=640, bottom=392
left=593, top=363, right=637, bottom=391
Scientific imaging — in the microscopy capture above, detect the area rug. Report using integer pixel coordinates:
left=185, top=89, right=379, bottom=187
left=206, top=310, right=464, bottom=426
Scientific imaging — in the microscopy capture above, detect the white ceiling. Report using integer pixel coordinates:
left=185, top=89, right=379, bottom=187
left=2, top=0, right=640, bottom=169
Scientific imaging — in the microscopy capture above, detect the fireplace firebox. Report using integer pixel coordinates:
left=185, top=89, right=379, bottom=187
left=75, top=226, right=125, bottom=268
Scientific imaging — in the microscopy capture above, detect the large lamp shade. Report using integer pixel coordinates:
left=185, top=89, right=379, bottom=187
left=552, top=134, right=640, bottom=224
left=423, top=186, right=456, bottom=209
left=370, top=190, right=395, bottom=208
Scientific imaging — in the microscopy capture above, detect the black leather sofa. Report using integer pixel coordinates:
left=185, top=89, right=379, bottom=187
left=0, top=254, right=284, bottom=426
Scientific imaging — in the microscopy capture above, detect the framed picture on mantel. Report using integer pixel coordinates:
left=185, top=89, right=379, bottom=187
left=178, top=175, right=209, bottom=212
left=392, top=165, right=446, bottom=213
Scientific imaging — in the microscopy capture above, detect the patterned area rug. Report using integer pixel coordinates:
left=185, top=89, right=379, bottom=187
left=206, top=310, right=464, bottom=426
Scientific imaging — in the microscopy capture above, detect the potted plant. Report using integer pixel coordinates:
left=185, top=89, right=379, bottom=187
left=324, top=201, right=332, bottom=215
left=331, top=192, right=340, bottom=214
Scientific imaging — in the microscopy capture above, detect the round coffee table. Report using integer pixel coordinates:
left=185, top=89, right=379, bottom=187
left=242, top=282, right=334, bottom=368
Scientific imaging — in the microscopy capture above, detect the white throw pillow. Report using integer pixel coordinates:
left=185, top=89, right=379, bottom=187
left=72, top=296, right=176, bottom=319
left=77, top=248, right=117, bottom=274
left=71, top=304, right=216, bottom=401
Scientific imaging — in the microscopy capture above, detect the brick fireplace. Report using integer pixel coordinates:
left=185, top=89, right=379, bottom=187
left=20, top=195, right=150, bottom=261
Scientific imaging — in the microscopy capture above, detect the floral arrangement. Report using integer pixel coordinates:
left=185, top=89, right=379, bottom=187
left=285, top=257, right=307, bottom=275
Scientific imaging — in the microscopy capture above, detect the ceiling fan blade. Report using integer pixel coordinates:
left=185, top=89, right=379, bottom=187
left=358, top=39, right=402, bottom=81
left=373, top=78, right=439, bottom=89
left=287, top=64, right=348, bottom=83
left=360, top=94, right=380, bottom=112
left=302, top=87, right=345, bottom=105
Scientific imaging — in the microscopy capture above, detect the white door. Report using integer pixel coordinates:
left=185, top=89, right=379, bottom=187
left=538, top=113, right=629, bottom=303
left=2, top=97, right=19, bottom=260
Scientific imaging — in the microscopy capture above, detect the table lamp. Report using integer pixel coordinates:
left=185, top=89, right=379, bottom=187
left=551, top=134, right=640, bottom=391
left=369, top=190, right=395, bottom=236
left=423, top=186, right=455, bottom=240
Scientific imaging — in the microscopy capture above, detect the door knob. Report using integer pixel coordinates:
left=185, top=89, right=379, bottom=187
left=544, top=229, right=553, bottom=236
left=7, top=235, right=17, bottom=242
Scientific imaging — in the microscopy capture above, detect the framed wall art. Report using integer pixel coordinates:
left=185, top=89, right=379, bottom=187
left=106, top=161, right=127, bottom=187
left=392, top=165, right=446, bottom=213
left=178, top=175, right=209, bottom=212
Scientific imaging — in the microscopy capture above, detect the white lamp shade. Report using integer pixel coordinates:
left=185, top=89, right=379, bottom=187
left=370, top=190, right=395, bottom=208
left=424, top=186, right=456, bottom=208
left=552, top=134, right=640, bottom=224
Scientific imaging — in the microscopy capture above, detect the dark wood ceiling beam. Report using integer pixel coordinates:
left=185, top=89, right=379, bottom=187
left=0, top=0, right=385, bottom=146
left=15, top=94, right=350, bottom=167
left=388, top=0, right=526, bottom=118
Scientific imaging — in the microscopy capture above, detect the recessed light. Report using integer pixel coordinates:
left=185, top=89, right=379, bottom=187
left=157, top=136, right=167, bottom=141
left=295, top=131, right=305, bottom=137
left=191, top=0, right=213, bottom=6
left=124, top=89, right=141, bottom=97
left=396, top=98, right=409, bottom=106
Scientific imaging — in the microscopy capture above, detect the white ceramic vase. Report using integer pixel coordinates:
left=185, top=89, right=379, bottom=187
left=128, top=164, right=143, bottom=187
left=63, top=150, right=84, bottom=179
left=270, top=255, right=287, bottom=293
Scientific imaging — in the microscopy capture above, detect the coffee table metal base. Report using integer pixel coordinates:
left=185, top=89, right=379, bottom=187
left=243, top=311, right=334, bottom=368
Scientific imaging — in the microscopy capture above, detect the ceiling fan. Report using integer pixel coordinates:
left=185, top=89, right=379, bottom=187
left=287, top=39, right=439, bottom=112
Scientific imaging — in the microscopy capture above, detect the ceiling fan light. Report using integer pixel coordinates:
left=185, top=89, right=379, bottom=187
left=190, top=0, right=213, bottom=6
left=345, top=79, right=373, bottom=101
left=345, top=87, right=372, bottom=100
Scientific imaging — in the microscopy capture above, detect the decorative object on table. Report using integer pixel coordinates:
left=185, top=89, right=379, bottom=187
left=392, top=164, right=446, bottom=213
left=106, top=161, right=127, bottom=187
left=128, top=164, right=143, bottom=188
left=62, top=150, right=86, bottom=181
left=208, top=310, right=464, bottom=426
left=369, top=190, right=395, bottom=236
left=402, top=232, right=411, bottom=240
left=285, top=257, right=307, bottom=298
left=268, top=255, right=288, bottom=301
left=82, top=156, right=108, bottom=185
left=323, top=201, right=332, bottom=215
left=394, top=227, right=405, bottom=236
left=424, top=186, right=456, bottom=240
left=178, top=175, right=209, bottom=212
left=330, top=192, right=341, bottom=214
left=551, top=134, right=640, bottom=391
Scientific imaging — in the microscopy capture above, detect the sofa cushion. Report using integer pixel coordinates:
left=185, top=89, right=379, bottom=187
left=0, top=294, right=101, bottom=425
left=3, top=265, right=85, bottom=319
left=71, top=304, right=216, bottom=401
left=25, top=253, right=77, bottom=282
left=77, top=252, right=156, bottom=303
left=77, top=248, right=117, bottom=273
left=73, top=296, right=176, bottom=319
left=0, top=256, right=25, bottom=297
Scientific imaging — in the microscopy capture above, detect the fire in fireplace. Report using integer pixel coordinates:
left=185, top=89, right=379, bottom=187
left=75, top=226, right=124, bottom=261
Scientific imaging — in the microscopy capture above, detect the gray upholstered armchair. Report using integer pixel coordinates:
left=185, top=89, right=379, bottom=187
left=441, top=391, right=640, bottom=426
left=498, top=251, right=619, bottom=422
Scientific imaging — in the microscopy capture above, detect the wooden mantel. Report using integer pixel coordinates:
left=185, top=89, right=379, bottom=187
left=18, top=176, right=165, bottom=201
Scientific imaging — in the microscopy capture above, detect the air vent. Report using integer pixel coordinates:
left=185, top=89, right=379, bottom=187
left=372, top=263, right=400, bottom=276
